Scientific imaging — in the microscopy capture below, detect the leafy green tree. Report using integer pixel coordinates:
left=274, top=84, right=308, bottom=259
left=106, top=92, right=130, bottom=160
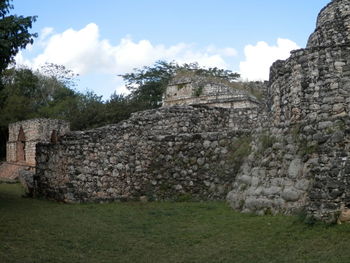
left=0, top=67, right=41, bottom=159
left=0, top=64, right=79, bottom=123
left=119, top=61, right=177, bottom=109
left=0, top=0, right=37, bottom=74
left=105, top=93, right=136, bottom=124
left=69, top=91, right=107, bottom=130
left=0, top=60, right=240, bottom=160
left=0, top=67, right=41, bottom=121
left=0, top=65, right=80, bottom=159
left=39, top=62, right=78, bottom=88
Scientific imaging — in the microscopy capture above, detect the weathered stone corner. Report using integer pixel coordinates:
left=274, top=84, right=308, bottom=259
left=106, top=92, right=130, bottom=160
left=227, top=0, right=350, bottom=222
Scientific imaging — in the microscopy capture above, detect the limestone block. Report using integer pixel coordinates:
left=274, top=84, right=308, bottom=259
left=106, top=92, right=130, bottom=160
left=288, top=158, right=303, bottom=179
left=318, top=121, right=333, bottom=130
left=237, top=175, right=252, bottom=185
left=295, top=179, right=310, bottom=191
left=281, top=188, right=301, bottom=202
left=262, top=186, right=282, bottom=196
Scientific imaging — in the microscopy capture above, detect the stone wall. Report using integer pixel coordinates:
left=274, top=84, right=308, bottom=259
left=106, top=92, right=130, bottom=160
left=6, top=119, right=70, bottom=166
left=307, top=0, right=350, bottom=48
left=34, top=106, right=258, bottom=203
left=32, top=0, right=350, bottom=223
left=227, top=0, right=350, bottom=222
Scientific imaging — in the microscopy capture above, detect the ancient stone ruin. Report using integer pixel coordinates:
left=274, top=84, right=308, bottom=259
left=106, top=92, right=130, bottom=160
left=6, top=119, right=70, bottom=166
left=163, top=73, right=262, bottom=109
left=0, top=119, right=69, bottom=182
left=227, top=0, right=350, bottom=222
left=34, top=106, right=260, bottom=202
left=5, top=0, right=350, bottom=223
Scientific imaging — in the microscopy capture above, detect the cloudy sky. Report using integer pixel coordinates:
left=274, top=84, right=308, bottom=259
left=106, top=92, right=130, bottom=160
left=13, top=0, right=330, bottom=99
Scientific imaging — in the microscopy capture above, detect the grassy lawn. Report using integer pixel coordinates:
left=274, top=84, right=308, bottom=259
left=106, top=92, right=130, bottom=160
left=1, top=184, right=350, bottom=263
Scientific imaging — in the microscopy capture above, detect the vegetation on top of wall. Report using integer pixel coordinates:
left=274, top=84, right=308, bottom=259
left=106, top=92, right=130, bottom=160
left=0, top=59, right=244, bottom=160
left=176, top=83, right=186, bottom=90
left=119, top=61, right=241, bottom=108
left=174, top=69, right=266, bottom=99
left=241, top=81, right=265, bottom=101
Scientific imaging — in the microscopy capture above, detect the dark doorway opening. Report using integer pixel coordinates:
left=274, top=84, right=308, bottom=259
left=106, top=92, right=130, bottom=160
left=16, top=126, right=26, bottom=162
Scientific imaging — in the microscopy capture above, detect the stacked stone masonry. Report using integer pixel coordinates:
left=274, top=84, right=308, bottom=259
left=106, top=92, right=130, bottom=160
left=227, top=0, right=350, bottom=222
left=6, top=119, right=69, bottom=166
left=35, top=106, right=259, bottom=202
left=31, top=0, right=350, bottom=223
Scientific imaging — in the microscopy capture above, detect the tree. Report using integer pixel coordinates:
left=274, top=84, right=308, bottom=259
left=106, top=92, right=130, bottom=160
left=0, top=67, right=41, bottom=159
left=0, top=0, right=37, bottom=75
left=0, top=65, right=80, bottom=159
left=69, top=91, right=107, bottom=130
left=40, top=62, right=78, bottom=88
left=119, top=60, right=240, bottom=109
left=105, top=93, right=136, bottom=124
left=119, top=61, right=177, bottom=109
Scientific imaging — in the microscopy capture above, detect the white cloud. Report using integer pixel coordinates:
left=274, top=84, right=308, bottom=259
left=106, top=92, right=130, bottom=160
left=17, top=23, right=237, bottom=79
left=14, top=51, right=32, bottom=67
left=14, top=23, right=240, bottom=95
left=239, top=38, right=300, bottom=81
left=17, top=24, right=301, bottom=96
left=40, top=27, right=54, bottom=41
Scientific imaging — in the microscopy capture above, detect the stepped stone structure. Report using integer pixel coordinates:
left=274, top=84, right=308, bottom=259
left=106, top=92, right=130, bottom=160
left=227, top=0, right=350, bottom=222
left=12, top=0, right=350, bottom=223
left=163, top=74, right=261, bottom=109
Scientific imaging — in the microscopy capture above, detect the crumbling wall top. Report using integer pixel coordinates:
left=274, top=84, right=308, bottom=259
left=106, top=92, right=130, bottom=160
left=307, top=0, right=350, bottom=48
left=8, top=118, right=70, bottom=142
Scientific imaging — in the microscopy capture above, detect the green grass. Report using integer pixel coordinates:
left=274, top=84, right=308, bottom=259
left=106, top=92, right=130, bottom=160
left=1, top=184, right=350, bottom=263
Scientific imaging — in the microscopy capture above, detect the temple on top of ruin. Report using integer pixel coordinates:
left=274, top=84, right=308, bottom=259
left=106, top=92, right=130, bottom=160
left=162, top=73, right=262, bottom=109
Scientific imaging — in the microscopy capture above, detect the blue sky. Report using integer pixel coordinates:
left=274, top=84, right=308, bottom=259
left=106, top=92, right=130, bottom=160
left=12, top=0, right=330, bottom=100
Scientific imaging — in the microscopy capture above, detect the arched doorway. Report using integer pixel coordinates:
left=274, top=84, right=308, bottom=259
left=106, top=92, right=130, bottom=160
left=16, top=126, right=26, bottom=162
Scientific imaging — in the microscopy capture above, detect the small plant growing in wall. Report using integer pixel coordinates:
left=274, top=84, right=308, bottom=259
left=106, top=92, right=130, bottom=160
left=298, top=139, right=319, bottom=157
left=227, top=136, right=252, bottom=173
left=177, top=83, right=186, bottom=90
left=325, top=120, right=346, bottom=135
left=291, top=124, right=301, bottom=142
left=193, top=84, right=204, bottom=97
left=257, top=132, right=277, bottom=155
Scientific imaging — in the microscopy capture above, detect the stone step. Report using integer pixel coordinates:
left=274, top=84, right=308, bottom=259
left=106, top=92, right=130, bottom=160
left=0, top=162, right=32, bottom=180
